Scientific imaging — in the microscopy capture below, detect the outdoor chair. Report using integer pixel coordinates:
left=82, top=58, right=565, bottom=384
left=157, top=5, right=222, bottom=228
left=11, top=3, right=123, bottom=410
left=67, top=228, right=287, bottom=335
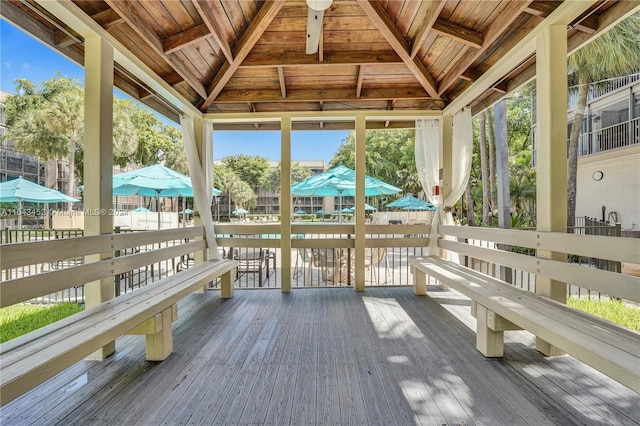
left=232, top=247, right=269, bottom=286
left=364, top=247, right=390, bottom=285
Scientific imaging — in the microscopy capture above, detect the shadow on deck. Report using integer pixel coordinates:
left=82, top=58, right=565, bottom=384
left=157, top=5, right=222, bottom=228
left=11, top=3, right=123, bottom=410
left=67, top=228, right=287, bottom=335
left=1, top=287, right=638, bottom=425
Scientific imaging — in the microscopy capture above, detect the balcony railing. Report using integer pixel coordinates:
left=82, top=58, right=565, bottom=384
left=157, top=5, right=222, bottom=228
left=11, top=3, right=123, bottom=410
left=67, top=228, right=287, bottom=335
left=574, top=118, right=639, bottom=156
left=568, top=72, right=640, bottom=110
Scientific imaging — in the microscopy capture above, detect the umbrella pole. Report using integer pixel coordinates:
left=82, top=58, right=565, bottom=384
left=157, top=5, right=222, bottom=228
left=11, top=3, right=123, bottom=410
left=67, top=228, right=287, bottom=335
left=18, top=199, right=23, bottom=230
left=182, top=197, right=186, bottom=228
left=157, top=192, right=161, bottom=230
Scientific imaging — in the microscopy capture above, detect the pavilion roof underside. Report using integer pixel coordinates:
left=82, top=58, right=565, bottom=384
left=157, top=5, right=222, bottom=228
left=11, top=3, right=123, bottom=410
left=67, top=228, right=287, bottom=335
left=2, top=0, right=636, bottom=128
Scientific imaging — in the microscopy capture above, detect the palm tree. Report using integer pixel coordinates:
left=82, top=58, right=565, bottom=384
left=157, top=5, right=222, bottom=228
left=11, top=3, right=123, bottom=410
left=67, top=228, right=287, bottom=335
left=478, top=111, right=491, bottom=225
left=567, top=12, right=640, bottom=228
left=44, top=87, right=84, bottom=211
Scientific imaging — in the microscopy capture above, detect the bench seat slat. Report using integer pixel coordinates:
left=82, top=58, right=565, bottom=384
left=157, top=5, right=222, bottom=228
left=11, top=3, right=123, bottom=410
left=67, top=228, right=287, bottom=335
left=0, top=259, right=236, bottom=405
left=410, top=256, right=640, bottom=392
left=1, top=260, right=217, bottom=356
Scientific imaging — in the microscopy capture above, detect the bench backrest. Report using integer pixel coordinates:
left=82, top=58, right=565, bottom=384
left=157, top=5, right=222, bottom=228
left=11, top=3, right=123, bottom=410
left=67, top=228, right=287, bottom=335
left=1, top=227, right=207, bottom=308
left=438, top=225, right=640, bottom=303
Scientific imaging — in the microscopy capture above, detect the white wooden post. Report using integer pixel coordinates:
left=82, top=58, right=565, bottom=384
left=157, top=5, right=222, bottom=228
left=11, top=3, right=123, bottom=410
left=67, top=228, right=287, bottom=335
left=83, top=34, right=115, bottom=360
left=535, top=25, right=568, bottom=356
left=355, top=115, right=366, bottom=291
left=280, top=116, right=292, bottom=292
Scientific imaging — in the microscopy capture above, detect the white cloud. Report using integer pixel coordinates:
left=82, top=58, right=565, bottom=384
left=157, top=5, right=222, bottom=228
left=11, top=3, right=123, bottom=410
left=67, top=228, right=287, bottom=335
left=3, top=61, right=12, bottom=70
left=20, top=62, right=31, bottom=71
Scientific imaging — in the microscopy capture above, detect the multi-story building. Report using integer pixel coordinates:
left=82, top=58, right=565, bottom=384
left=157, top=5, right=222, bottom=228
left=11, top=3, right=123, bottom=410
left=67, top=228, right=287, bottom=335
left=532, top=72, right=640, bottom=233
left=214, top=159, right=332, bottom=220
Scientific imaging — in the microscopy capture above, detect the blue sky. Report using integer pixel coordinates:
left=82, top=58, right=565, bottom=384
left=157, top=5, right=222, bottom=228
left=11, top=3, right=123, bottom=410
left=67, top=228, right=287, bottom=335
left=0, top=19, right=348, bottom=163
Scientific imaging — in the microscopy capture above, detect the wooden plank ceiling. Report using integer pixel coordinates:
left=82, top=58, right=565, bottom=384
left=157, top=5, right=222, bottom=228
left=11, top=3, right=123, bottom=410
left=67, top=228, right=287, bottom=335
left=1, top=0, right=633, bottom=128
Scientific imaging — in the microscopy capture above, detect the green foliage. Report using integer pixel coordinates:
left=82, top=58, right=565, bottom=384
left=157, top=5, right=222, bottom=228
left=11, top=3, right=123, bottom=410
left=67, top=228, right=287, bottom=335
left=214, top=166, right=257, bottom=211
left=260, top=161, right=311, bottom=191
left=221, top=154, right=270, bottom=188
left=567, top=297, right=640, bottom=331
left=0, top=303, right=84, bottom=343
left=330, top=129, right=421, bottom=194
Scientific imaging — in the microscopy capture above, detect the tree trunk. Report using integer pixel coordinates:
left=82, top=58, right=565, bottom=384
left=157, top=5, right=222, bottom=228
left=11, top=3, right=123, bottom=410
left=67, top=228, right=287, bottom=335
left=67, top=137, right=76, bottom=212
left=465, top=182, right=475, bottom=226
left=479, top=111, right=491, bottom=225
left=487, top=109, right=497, bottom=210
left=567, top=75, right=588, bottom=229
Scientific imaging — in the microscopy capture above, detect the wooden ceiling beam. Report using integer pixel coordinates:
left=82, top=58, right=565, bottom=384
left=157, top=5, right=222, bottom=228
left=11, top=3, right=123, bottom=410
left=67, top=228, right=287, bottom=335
left=192, top=0, right=234, bottom=63
left=437, top=0, right=533, bottom=96
left=461, top=68, right=482, bottom=82
left=214, top=88, right=444, bottom=104
left=571, top=14, right=599, bottom=34
left=241, top=50, right=402, bottom=67
left=524, top=2, right=558, bottom=18
left=432, top=18, right=483, bottom=49
left=92, top=8, right=124, bottom=30
left=163, top=24, right=211, bottom=54
left=278, top=66, right=287, bottom=98
left=104, top=0, right=208, bottom=99
left=356, top=0, right=439, bottom=99
left=201, top=0, right=286, bottom=111
left=356, top=65, right=365, bottom=98
left=410, top=0, right=447, bottom=59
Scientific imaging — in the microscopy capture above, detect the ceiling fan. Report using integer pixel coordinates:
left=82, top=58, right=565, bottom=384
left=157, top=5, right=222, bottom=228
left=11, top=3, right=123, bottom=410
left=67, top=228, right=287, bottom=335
left=306, top=0, right=333, bottom=54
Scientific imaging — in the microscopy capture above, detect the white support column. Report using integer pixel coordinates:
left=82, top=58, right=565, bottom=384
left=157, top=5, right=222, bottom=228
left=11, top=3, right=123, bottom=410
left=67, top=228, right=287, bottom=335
left=439, top=114, right=453, bottom=263
left=280, top=116, right=292, bottom=292
left=354, top=115, right=366, bottom=291
left=83, top=34, right=115, bottom=360
left=535, top=25, right=568, bottom=356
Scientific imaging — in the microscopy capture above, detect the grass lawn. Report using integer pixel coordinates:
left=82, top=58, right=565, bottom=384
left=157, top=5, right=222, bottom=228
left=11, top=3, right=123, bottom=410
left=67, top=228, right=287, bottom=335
left=0, top=303, right=84, bottom=343
left=567, top=297, right=640, bottom=331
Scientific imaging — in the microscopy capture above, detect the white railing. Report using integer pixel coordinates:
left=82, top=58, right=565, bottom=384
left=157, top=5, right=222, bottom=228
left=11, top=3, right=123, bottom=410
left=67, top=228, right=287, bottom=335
left=569, top=119, right=639, bottom=157
left=568, top=72, right=640, bottom=110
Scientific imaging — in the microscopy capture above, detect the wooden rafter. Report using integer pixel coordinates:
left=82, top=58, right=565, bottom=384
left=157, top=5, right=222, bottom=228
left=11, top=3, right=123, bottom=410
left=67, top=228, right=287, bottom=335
left=278, top=66, right=287, bottom=98
left=201, top=0, right=286, bottom=111
left=356, top=65, right=365, bottom=98
left=524, top=2, right=558, bottom=18
left=163, top=24, right=211, bottom=54
left=410, top=0, right=447, bottom=59
left=356, top=0, right=439, bottom=99
left=192, top=0, right=233, bottom=63
left=437, top=1, right=533, bottom=96
left=104, top=0, right=208, bottom=99
left=432, top=18, right=483, bottom=49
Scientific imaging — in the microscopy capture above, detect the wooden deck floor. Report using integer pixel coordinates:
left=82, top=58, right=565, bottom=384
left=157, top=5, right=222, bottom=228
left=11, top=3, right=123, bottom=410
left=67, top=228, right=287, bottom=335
left=2, top=286, right=638, bottom=425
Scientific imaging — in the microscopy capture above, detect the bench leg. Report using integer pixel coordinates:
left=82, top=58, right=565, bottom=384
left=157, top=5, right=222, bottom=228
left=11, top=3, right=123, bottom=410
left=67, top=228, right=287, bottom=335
left=412, top=267, right=427, bottom=296
left=476, top=304, right=504, bottom=357
left=145, top=307, right=174, bottom=361
left=220, top=270, right=234, bottom=299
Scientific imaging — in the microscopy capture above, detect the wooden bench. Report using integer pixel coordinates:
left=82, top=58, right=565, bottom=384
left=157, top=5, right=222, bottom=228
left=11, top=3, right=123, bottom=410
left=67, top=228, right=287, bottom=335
left=409, top=228, right=640, bottom=393
left=0, top=227, right=237, bottom=406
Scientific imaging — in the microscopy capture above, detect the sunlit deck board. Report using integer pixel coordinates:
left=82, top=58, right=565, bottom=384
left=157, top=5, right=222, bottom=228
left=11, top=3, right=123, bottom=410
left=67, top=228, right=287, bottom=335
left=1, top=287, right=638, bottom=425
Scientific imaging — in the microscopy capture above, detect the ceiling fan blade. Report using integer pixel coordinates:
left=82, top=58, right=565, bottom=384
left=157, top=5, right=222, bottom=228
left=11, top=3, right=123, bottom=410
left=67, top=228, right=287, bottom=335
left=306, top=7, right=324, bottom=55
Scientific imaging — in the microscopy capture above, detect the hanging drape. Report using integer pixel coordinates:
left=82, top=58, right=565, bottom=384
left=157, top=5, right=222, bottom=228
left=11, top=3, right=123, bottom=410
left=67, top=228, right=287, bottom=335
left=415, top=107, right=473, bottom=258
left=180, top=116, right=220, bottom=259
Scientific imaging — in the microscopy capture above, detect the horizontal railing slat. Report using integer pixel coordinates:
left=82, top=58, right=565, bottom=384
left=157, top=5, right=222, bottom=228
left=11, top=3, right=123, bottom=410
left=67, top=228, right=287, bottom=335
left=440, top=225, right=640, bottom=264
left=439, top=239, right=640, bottom=302
left=1, top=227, right=204, bottom=270
left=1, top=240, right=206, bottom=308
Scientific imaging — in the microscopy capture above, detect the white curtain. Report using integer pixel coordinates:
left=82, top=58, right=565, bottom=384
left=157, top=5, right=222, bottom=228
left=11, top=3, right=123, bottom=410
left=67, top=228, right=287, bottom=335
left=415, top=107, right=473, bottom=258
left=180, top=116, right=220, bottom=259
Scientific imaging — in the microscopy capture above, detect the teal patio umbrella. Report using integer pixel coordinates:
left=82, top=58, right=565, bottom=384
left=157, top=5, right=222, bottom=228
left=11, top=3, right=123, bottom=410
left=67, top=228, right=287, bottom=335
left=232, top=208, right=249, bottom=215
left=294, top=209, right=307, bottom=214
left=387, top=195, right=436, bottom=210
left=0, top=176, right=79, bottom=229
left=112, top=164, right=222, bottom=229
left=291, top=165, right=400, bottom=222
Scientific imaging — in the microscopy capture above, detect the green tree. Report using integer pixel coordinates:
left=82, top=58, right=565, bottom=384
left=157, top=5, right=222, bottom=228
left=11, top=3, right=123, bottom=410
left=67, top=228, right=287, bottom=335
left=214, top=167, right=257, bottom=215
left=477, top=111, right=491, bottom=225
left=330, top=129, right=421, bottom=194
left=162, top=125, right=189, bottom=175
left=126, top=101, right=174, bottom=166
left=260, top=162, right=311, bottom=191
left=221, top=154, right=270, bottom=189
left=567, top=12, right=640, bottom=228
